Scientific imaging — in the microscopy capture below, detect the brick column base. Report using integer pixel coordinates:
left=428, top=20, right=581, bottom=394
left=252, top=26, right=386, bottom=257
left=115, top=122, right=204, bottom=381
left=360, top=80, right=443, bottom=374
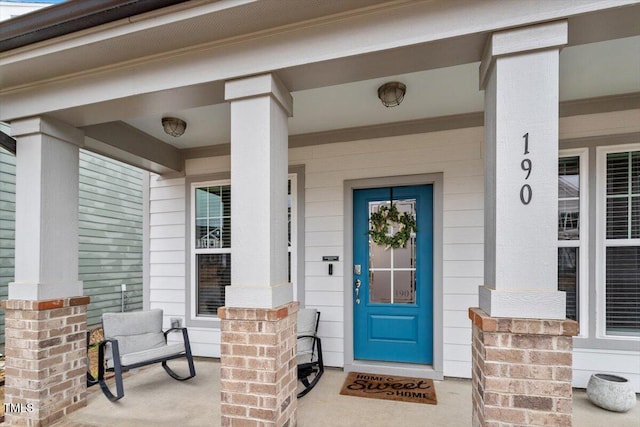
left=218, top=301, right=299, bottom=427
left=469, top=307, right=579, bottom=427
left=1, top=296, right=90, bottom=427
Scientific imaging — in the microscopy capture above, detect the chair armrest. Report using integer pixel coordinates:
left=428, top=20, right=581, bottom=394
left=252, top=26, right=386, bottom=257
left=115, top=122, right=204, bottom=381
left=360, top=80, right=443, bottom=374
left=98, top=338, right=119, bottom=350
left=164, top=327, right=191, bottom=346
left=297, top=334, right=319, bottom=340
left=97, top=338, right=121, bottom=378
left=163, top=327, right=185, bottom=338
left=98, top=338, right=120, bottom=359
left=297, top=334, right=321, bottom=360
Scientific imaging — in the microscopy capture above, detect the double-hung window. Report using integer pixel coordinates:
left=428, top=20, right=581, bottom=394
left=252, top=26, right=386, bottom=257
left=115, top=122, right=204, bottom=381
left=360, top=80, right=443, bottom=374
left=191, top=176, right=297, bottom=320
left=598, top=146, right=640, bottom=338
left=192, top=182, right=232, bottom=317
left=558, top=150, right=588, bottom=330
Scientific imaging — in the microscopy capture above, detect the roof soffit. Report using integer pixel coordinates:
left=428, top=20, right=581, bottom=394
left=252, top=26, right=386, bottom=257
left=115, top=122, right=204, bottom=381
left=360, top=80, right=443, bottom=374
left=0, top=0, right=393, bottom=88
left=0, top=0, right=638, bottom=124
left=2, top=0, right=639, bottom=91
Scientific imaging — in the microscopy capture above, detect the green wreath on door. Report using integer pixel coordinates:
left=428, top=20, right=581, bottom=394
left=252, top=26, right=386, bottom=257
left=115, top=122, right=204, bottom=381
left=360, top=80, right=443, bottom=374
left=368, top=204, right=417, bottom=250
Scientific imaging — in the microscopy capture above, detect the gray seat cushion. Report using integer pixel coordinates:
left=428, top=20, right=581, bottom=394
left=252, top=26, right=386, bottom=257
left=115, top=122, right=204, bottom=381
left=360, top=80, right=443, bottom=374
left=119, top=342, right=186, bottom=367
left=103, top=309, right=183, bottom=368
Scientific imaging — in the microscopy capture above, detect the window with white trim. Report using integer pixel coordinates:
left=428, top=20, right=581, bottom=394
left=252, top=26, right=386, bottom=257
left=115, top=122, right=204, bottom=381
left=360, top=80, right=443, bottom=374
left=191, top=177, right=297, bottom=319
left=601, top=148, right=639, bottom=337
left=193, top=182, right=231, bottom=317
left=558, top=150, right=588, bottom=329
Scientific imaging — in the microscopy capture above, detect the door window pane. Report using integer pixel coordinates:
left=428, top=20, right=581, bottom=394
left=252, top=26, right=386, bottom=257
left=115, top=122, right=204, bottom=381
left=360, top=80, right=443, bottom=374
left=368, top=198, right=416, bottom=305
left=393, top=270, right=415, bottom=303
left=369, top=270, right=391, bottom=303
left=370, top=239, right=391, bottom=269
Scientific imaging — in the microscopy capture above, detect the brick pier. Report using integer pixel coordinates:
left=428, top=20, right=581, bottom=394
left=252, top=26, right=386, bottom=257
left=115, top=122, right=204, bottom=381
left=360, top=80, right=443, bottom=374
left=469, top=307, right=579, bottom=427
left=218, top=301, right=299, bottom=427
left=2, top=297, right=89, bottom=427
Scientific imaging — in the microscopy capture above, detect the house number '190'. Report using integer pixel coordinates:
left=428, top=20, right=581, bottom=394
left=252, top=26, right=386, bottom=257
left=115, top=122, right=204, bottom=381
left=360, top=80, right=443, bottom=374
left=520, top=133, right=532, bottom=205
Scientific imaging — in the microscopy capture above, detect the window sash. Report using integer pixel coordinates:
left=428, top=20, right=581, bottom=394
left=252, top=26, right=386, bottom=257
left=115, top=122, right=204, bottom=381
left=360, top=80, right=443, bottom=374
left=558, top=148, right=589, bottom=337
left=194, top=184, right=231, bottom=250
left=605, top=246, right=640, bottom=336
left=190, top=177, right=297, bottom=320
left=558, top=150, right=588, bottom=333
left=191, top=181, right=232, bottom=318
left=597, top=145, right=640, bottom=340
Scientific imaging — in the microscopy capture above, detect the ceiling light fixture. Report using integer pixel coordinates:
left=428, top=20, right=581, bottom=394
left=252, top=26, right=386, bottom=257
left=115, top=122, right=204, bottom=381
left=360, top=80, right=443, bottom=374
left=162, top=117, right=187, bottom=137
left=377, top=82, right=406, bottom=107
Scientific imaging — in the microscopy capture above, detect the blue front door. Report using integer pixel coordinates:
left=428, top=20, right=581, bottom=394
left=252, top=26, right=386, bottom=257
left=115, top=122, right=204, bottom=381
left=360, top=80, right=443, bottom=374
left=353, top=185, right=433, bottom=364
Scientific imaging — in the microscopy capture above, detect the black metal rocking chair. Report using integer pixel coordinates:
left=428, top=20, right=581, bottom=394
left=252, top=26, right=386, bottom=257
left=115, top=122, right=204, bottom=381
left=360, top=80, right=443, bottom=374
left=297, top=308, right=324, bottom=398
left=94, top=309, right=196, bottom=401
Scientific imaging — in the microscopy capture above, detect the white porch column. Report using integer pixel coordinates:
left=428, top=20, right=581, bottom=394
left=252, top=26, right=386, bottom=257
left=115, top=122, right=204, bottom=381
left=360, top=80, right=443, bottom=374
left=472, top=22, right=579, bottom=427
left=219, top=74, right=297, bottom=427
left=10, top=116, right=83, bottom=300
left=3, top=116, right=88, bottom=426
left=479, top=20, right=568, bottom=320
left=225, top=73, right=293, bottom=308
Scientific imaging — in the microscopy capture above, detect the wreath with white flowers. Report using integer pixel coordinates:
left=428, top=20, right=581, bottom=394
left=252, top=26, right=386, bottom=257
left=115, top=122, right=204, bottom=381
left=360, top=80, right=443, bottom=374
left=368, top=204, right=417, bottom=249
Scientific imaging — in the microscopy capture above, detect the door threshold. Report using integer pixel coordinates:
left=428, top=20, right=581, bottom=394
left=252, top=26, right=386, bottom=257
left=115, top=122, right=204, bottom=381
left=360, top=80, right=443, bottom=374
left=345, top=360, right=444, bottom=380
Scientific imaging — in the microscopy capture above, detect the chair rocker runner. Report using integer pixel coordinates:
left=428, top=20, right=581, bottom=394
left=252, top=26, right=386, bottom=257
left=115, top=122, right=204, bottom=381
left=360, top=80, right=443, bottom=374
left=297, top=308, right=324, bottom=398
left=96, top=309, right=196, bottom=401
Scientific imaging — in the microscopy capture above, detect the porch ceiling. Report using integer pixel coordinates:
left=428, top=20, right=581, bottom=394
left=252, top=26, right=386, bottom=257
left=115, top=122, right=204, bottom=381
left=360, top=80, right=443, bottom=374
left=0, top=0, right=638, bottom=173
left=124, top=35, right=640, bottom=149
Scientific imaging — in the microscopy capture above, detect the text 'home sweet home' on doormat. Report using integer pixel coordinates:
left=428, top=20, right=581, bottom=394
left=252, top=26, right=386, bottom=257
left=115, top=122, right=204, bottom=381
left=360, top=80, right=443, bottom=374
left=339, top=372, right=437, bottom=405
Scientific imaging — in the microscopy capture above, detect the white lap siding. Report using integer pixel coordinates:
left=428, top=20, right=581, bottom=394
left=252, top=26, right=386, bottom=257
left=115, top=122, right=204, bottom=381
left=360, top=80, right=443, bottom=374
left=151, top=127, right=484, bottom=376
left=291, top=127, right=484, bottom=374
left=145, top=110, right=640, bottom=386
left=148, top=175, right=220, bottom=356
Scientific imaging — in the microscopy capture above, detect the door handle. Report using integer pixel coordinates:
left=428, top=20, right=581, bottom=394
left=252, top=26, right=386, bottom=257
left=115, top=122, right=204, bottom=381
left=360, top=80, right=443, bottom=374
left=354, top=279, right=361, bottom=305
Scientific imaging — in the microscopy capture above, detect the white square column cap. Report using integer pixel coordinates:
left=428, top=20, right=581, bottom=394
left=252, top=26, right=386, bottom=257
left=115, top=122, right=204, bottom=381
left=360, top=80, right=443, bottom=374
left=480, top=20, right=568, bottom=89
left=225, top=73, right=293, bottom=117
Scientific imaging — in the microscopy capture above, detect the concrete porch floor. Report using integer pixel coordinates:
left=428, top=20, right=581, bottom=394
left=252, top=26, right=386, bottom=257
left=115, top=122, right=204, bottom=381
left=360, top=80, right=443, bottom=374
left=50, top=359, right=639, bottom=427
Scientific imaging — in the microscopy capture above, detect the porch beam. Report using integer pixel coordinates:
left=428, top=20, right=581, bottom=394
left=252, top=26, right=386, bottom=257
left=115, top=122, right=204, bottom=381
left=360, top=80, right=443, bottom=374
left=1, top=1, right=638, bottom=123
left=82, top=121, right=183, bottom=174
left=479, top=20, right=568, bottom=319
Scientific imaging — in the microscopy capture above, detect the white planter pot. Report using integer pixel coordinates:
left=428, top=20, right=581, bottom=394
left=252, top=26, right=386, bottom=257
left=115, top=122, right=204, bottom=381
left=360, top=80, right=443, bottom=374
left=586, top=373, right=637, bottom=413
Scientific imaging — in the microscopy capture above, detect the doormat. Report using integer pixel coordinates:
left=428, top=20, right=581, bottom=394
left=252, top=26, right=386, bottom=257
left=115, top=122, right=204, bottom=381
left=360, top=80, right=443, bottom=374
left=340, top=372, right=437, bottom=405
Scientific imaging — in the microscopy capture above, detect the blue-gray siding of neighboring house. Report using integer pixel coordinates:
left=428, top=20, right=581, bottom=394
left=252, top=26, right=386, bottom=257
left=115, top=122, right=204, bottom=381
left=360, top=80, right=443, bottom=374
left=0, top=148, right=144, bottom=343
